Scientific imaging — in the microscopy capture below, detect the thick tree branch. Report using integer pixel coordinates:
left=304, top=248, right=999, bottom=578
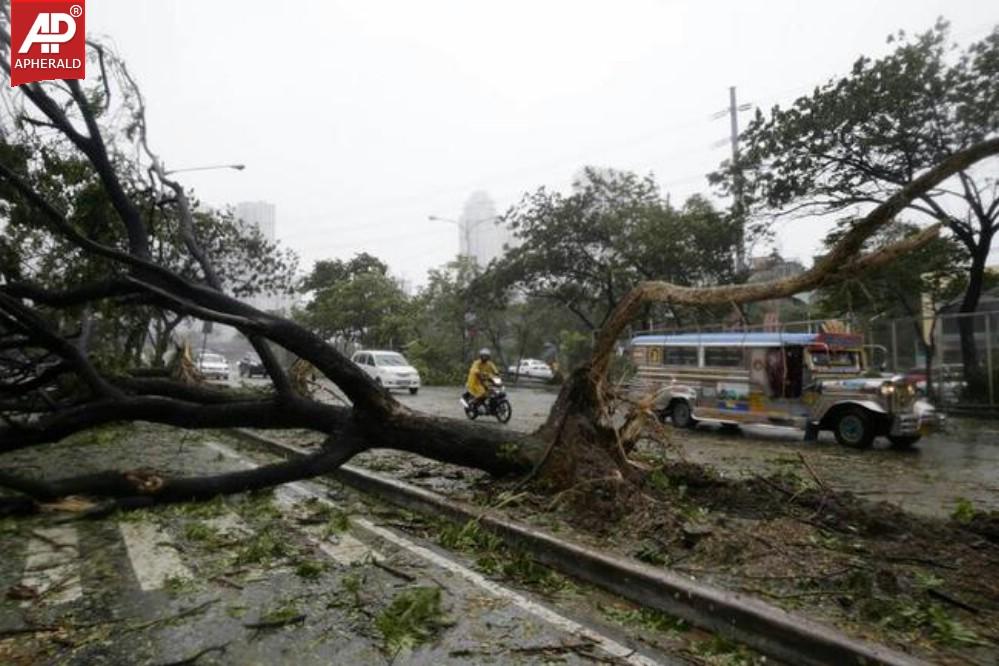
left=0, top=395, right=348, bottom=454
left=1, top=279, right=136, bottom=308
left=589, top=137, right=999, bottom=377
left=0, top=437, right=362, bottom=505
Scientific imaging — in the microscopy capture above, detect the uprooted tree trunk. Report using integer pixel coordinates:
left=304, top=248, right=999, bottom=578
left=1, top=33, right=998, bottom=514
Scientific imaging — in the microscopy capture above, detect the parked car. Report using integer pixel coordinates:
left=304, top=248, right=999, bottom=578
left=238, top=353, right=267, bottom=378
left=351, top=350, right=421, bottom=394
left=196, top=352, right=230, bottom=381
left=507, top=358, right=554, bottom=381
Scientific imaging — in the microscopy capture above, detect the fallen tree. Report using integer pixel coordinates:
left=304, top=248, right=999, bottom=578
left=1, top=36, right=998, bottom=512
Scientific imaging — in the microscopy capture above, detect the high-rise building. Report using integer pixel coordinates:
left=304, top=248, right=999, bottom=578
left=459, top=191, right=515, bottom=268
left=235, top=201, right=276, bottom=242
left=235, top=200, right=285, bottom=314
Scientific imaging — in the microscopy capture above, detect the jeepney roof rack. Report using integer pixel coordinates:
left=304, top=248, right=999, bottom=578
left=635, top=317, right=857, bottom=338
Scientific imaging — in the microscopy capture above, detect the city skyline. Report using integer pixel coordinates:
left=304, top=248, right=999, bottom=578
left=86, top=1, right=999, bottom=288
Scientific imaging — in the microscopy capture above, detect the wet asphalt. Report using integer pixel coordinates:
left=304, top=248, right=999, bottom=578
left=389, top=384, right=999, bottom=519
left=0, top=425, right=686, bottom=666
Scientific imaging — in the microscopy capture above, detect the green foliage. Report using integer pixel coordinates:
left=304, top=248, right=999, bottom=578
left=714, top=20, right=999, bottom=332
left=557, top=329, right=592, bottom=373
left=601, top=604, right=689, bottom=634
left=488, top=168, right=739, bottom=338
left=294, top=559, right=327, bottom=579
left=814, top=221, right=967, bottom=324
left=232, top=525, right=291, bottom=565
left=376, top=586, right=449, bottom=654
left=300, top=253, right=413, bottom=348
left=341, top=572, right=364, bottom=606
left=184, top=521, right=222, bottom=545
left=0, top=129, right=298, bottom=370
left=438, top=519, right=503, bottom=552
left=300, top=252, right=388, bottom=292
left=951, top=497, right=977, bottom=523
left=691, top=635, right=763, bottom=665
left=257, top=600, right=303, bottom=626
left=873, top=599, right=984, bottom=647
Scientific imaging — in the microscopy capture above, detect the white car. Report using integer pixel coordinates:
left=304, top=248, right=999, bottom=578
left=507, top=358, right=554, bottom=380
left=196, top=352, right=230, bottom=381
left=352, top=350, right=422, bottom=394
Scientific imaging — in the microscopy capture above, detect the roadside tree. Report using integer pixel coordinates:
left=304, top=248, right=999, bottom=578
left=713, top=21, right=999, bottom=392
left=0, top=35, right=996, bottom=513
left=299, top=253, right=413, bottom=349
left=488, top=169, right=740, bottom=342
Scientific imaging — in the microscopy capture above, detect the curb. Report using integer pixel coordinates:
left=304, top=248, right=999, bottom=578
left=228, top=428, right=926, bottom=666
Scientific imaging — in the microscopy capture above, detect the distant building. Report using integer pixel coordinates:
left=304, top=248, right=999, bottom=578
left=235, top=200, right=287, bottom=314
left=235, top=201, right=276, bottom=242
left=459, top=191, right=515, bottom=268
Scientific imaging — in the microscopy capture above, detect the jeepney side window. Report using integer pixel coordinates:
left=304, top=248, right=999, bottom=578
left=663, top=346, right=698, bottom=366
left=810, top=349, right=860, bottom=369
left=704, top=347, right=744, bottom=368
left=646, top=347, right=662, bottom=364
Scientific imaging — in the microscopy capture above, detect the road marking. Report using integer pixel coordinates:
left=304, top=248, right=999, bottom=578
left=276, top=485, right=378, bottom=565
left=118, top=521, right=193, bottom=591
left=203, top=511, right=252, bottom=537
left=203, top=440, right=662, bottom=666
left=20, top=526, right=83, bottom=605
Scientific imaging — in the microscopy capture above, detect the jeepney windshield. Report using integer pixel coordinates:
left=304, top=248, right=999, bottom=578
left=809, top=349, right=861, bottom=370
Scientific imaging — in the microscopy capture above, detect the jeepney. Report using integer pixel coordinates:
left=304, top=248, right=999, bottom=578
left=630, top=329, right=940, bottom=448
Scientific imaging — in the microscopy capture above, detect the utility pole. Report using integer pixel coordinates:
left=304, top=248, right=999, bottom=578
left=728, top=86, right=746, bottom=271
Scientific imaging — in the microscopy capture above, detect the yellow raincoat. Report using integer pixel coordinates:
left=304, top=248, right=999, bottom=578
left=465, top=358, right=499, bottom=398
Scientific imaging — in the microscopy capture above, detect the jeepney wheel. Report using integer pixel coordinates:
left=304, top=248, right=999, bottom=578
left=670, top=400, right=697, bottom=429
left=888, top=435, right=921, bottom=449
left=833, top=408, right=875, bottom=448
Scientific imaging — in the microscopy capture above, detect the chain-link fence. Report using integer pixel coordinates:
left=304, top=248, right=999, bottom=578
left=866, top=310, right=999, bottom=410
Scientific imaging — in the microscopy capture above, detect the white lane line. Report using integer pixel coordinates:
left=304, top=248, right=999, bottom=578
left=21, top=526, right=83, bottom=605
left=118, top=522, right=193, bottom=591
left=206, top=442, right=382, bottom=567
left=203, top=440, right=662, bottom=666
left=275, top=485, right=378, bottom=565
left=203, top=511, right=252, bottom=537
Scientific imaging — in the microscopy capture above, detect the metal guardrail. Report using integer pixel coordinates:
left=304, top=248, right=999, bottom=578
left=867, top=310, right=998, bottom=410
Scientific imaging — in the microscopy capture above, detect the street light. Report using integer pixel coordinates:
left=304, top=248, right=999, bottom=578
left=428, top=214, right=495, bottom=263
left=164, top=163, right=246, bottom=175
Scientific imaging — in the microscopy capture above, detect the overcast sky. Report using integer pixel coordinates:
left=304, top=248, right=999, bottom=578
left=88, top=1, right=999, bottom=287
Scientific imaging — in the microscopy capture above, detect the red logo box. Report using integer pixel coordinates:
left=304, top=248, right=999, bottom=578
left=10, top=0, right=86, bottom=87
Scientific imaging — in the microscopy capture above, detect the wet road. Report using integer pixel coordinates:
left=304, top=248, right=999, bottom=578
left=0, top=426, right=683, bottom=665
left=389, top=385, right=999, bottom=520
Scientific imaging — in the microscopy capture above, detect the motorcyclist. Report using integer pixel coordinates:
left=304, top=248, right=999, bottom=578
left=464, top=348, right=499, bottom=410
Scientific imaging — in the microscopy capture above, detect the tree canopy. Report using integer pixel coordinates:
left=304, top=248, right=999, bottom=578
left=712, top=21, right=999, bottom=373
left=487, top=167, right=740, bottom=331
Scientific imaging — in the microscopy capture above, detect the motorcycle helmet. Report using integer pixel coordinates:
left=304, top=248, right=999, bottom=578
left=478, top=348, right=491, bottom=359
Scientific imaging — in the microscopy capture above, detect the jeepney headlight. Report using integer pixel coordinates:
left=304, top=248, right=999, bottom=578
left=880, top=382, right=895, bottom=396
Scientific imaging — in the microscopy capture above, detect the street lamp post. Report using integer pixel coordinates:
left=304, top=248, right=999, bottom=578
left=164, top=163, right=246, bottom=175
left=428, top=214, right=494, bottom=264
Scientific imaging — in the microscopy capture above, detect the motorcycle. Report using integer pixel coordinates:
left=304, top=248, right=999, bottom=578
left=460, top=376, right=512, bottom=423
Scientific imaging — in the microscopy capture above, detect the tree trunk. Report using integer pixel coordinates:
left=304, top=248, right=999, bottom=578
left=957, top=239, right=991, bottom=397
